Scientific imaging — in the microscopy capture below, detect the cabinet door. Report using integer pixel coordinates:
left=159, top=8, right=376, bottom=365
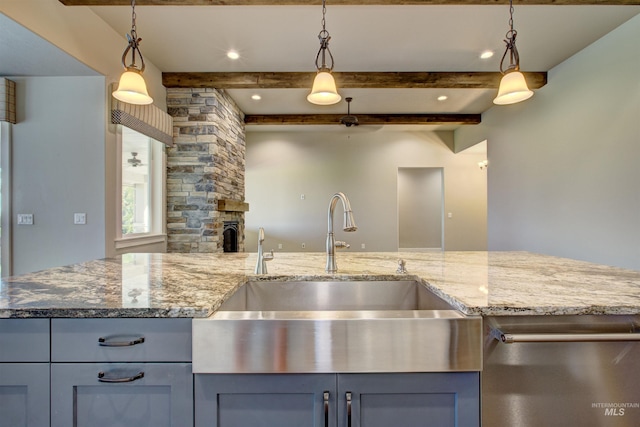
left=0, top=363, right=50, bottom=427
left=195, top=374, right=337, bottom=427
left=51, top=363, right=193, bottom=427
left=338, top=373, right=480, bottom=427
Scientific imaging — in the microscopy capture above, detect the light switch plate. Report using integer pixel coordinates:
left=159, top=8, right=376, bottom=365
left=74, top=213, right=87, bottom=225
left=17, top=214, right=33, bottom=225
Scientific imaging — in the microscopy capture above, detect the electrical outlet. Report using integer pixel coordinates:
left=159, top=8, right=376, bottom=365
left=301, top=243, right=306, bottom=249
left=17, top=214, right=33, bottom=225
left=278, top=243, right=283, bottom=249
left=361, top=243, right=366, bottom=249
left=74, top=213, right=87, bottom=225
left=300, top=194, right=305, bottom=200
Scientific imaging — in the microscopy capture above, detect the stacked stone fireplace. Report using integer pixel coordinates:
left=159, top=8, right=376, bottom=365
left=166, top=88, right=247, bottom=253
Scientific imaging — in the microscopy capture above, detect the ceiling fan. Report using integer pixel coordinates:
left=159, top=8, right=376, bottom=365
left=128, top=152, right=143, bottom=167
left=340, top=97, right=359, bottom=128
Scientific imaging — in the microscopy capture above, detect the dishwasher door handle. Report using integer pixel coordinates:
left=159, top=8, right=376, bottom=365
left=493, top=329, right=640, bottom=344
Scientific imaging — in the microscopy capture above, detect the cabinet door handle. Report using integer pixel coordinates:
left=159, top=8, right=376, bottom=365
left=97, top=371, right=144, bottom=383
left=346, top=392, right=352, bottom=427
left=323, top=391, right=330, bottom=427
left=98, top=336, right=145, bottom=347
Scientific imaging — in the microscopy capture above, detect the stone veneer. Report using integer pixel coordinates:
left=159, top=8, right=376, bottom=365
left=166, top=88, right=246, bottom=253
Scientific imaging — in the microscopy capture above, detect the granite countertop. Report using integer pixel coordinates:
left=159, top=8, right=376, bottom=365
left=1, top=251, right=639, bottom=318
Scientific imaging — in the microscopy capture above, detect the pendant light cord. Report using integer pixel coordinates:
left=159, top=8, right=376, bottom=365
left=131, top=0, right=137, bottom=41
left=314, top=0, right=334, bottom=72
left=121, top=0, right=146, bottom=73
left=499, top=0, right=520, bottom=74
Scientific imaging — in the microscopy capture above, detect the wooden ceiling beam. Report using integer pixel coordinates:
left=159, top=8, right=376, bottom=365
left=163, top=71, right=547, bottom=89
left=59, top=1, right=640, bottom=6
left=244, top=114, right=481, bottom=125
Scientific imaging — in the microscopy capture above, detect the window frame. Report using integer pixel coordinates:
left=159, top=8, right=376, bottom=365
left=0, top=122, right=11, bottom=276
left=114, top=125, right=166, bottom=250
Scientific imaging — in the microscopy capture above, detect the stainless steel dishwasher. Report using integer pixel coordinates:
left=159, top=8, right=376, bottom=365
left=483, top=315, right=640, bottom=427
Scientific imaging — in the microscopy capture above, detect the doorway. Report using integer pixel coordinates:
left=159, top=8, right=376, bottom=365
left=397, top=167, right=444, bottom=251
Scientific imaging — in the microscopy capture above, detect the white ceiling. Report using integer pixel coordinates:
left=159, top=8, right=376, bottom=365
left=2, top=4, right=639, bottom=130
left=89, top=4, right=640, bottom=121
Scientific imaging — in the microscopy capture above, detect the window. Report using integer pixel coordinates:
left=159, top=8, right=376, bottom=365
left=122, top=128, right=151, bottom=235
left=116, top=125, right=165, bottom=249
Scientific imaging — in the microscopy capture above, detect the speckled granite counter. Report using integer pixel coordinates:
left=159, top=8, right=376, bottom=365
left=1, top=251, right=639, bottom=318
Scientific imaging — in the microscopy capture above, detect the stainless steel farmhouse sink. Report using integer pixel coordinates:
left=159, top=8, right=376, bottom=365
left=193, top=280, right=482, bottom=373
left=218, top=280, right=459, bottom=312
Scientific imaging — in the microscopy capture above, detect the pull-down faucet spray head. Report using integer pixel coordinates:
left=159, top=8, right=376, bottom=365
left=342, top=209, right=357, bottom=232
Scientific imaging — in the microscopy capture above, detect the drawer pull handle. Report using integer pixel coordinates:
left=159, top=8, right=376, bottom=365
left=98, top=336, right=145, bottom=347
left=98, top=371, right=144, bottom=383
left=346, top=392, right=352, bottom=427
left=323, top=391, right=329, bottom=427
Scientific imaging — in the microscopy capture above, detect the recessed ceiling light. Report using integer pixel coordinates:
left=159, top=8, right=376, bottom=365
left=437, top=95, right=448, bottom=101
left=227, top=50, right=240, bottom=60
left=480, top=50, right=494, bottom=60
left=251, top=94, right=262, bottom=101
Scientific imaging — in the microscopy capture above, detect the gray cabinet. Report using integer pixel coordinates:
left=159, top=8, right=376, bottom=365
left=339, top=373, right=479, bottom=427
left=0, top=319, right=50, bottom=427
left=195, top=372, right=479, bottom=427
left=51, top=362, right=193, bottom=427
left=50, top=318, right=193, bottom=427
left=196, top=374, right=336, bottom=427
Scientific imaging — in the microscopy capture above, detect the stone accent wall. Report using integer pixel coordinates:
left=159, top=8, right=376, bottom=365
left=166, top=88, right=246, bottom=253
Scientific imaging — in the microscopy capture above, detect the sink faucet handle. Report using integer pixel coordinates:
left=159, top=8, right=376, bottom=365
left=335, top=241, right=350, bottom=249
left=397, top=259, right=407, bottom=274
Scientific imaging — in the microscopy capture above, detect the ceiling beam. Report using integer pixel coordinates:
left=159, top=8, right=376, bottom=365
left=163, top=71, right=547, bottom=89
left=244, top=114, right=481, bottom=125
left=59, top=0, right=640, bottom=6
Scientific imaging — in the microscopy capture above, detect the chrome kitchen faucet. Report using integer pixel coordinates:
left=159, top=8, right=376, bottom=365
left=325, top=192, right=357, bottom=273
left=255, top=227, right=274, bottom=274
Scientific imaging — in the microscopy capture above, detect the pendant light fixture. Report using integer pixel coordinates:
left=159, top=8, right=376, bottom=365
left=112, top=0, right=153, bottom=105
left=493, top=0, right=533, bottom=105
left=307, top=0, right=341, bottom=106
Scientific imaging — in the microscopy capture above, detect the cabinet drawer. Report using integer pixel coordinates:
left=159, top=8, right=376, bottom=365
left=51, top=318, right=191, bottom=362
left=0, top=319, right=50, bottom=362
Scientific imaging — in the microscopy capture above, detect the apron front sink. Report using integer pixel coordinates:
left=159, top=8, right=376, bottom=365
left=193, top=280, right=482, bottom=373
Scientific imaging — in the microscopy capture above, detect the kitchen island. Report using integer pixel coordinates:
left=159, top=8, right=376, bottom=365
left=1, top=251, right=639, bottom=318
left=1, top=251, right=639, bottom=427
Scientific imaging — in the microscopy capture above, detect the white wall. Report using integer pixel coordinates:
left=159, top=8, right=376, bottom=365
left=11, top=76, right=105, bottom=275
left=245, top=130, right=487, bottom=253
left=456, top=14, right=640, bottom=271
